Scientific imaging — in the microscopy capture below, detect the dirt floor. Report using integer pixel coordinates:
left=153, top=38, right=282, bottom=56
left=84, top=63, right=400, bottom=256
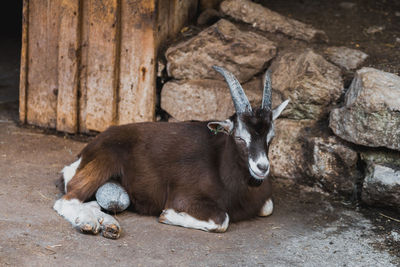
left=1, top=0, right=400, bottom=266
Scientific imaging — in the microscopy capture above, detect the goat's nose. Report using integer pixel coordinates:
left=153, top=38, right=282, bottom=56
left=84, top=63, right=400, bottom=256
left=257, top=163, right=269, bottom=172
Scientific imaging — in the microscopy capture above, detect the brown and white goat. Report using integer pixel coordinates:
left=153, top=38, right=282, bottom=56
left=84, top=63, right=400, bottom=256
left=53, top=66, right=289, bottom=239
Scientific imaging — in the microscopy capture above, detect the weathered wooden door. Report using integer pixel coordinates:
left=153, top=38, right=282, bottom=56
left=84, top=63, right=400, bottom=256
left=19, top=0, right=198, bottom=133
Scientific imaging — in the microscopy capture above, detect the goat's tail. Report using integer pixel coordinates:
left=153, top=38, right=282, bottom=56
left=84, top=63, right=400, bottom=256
left=63, top=156, right=122, bottom=202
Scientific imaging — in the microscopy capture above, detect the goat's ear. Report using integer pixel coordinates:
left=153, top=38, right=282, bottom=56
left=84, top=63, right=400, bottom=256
left=207, top=120, right=234, bottom=135
left=272, top=99, right=290, bottom=120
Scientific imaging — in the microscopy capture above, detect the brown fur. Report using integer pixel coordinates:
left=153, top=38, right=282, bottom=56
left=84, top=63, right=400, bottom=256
left=63, top=118, right=272, bottom=224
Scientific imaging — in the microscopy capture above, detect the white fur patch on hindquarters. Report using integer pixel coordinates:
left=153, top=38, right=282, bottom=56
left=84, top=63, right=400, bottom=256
left=159, top=209, right=229, bottom=233
left=62, top=157, right=82, bottom=193
left=53, top=198, right=121, bottom=238
left=259, top=198, right=274, bottom=217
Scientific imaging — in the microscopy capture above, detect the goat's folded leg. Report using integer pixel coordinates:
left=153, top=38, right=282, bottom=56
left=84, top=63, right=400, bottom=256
left=54, top=198, right=121, bottom=239
left=258, top=198, right=274, bottom=217
left=53, top=158, right=122, bottom=239
left=90, top=202, right=121, bottom=239
left=159, top=209, right=229, bottom=232
left=159, top=199, right=229, bottom=232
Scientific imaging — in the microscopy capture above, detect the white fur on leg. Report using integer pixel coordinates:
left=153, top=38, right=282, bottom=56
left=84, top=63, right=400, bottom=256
left=53, top=199, right=120, bottom=238
left=54, top=198, right=101, bottom=233
left=259, top=198, right=274, bottom=217
left=159, top=209, right=229, bottom=233
left=62, top=157, right=82, bottom=193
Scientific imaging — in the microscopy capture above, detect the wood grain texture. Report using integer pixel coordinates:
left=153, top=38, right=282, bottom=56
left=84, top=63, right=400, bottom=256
left=56, top=0, right=81, bottom=133
left=117, top=0, right=198, bottom=125
left=85, top=0, right=119, bottom=132
left=118, top=0, right=156, bottom=124
left=21, top=0, right=198, bottom=132
left=156, top=0, right=170, bottom=47
left=26, top=0, right=60, bottom=128
left=19, top=0, right=29, bottom=124
left=78, top=0, right=89, bottom=133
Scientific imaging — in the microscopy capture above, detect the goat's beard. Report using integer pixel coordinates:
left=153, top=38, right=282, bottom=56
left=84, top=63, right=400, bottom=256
left=248, top=176, right=263, bottom=187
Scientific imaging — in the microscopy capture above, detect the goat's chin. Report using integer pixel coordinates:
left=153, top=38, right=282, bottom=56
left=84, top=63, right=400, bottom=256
left=248, top=176, right=264, bottom=187
left=248, top=168, right=268, bottom=187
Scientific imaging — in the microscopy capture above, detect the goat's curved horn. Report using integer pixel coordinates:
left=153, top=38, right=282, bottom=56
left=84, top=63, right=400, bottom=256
left=262, top=70, right=272, bottom=110
left=213, top=66, right=252, bottom=114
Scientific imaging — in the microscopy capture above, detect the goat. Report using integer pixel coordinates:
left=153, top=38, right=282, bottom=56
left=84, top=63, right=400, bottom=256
left=53, top=66, right=289, bottom=239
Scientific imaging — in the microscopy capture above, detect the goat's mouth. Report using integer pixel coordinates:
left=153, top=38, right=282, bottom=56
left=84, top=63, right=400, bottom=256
left=249, top=167, right=269, bottom=180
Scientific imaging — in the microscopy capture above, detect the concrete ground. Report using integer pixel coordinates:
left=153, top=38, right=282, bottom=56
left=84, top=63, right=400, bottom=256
left=0, top=108, right=399, bottom=267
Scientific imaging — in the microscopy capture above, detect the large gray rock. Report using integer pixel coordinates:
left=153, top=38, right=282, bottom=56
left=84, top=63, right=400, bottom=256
left=360, top=150, right=400, bottom=210
left=161, top=78, right=262, bottom=121
left=362, top=163, right=400, bottom=210
left=329, top=68, right=400, bottom=151
left=269, top=119, right=315, bottom=180
left=324, top=46, right=368, bottom=71
left=269, top=49, right=343, bottom=120
left=220, top=0, right=328, bottom=42
left=165, top=19, right=276, bottom=82
left=306, top=136, right=360, bottom=195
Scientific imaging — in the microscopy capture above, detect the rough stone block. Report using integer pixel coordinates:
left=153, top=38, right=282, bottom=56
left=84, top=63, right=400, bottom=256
left=362, top=164, right=400, bottom=211
left=324, top=46, right=368, bottom=71
left=161, top=78, right=262, bottom=121
left=220, top=0, right=328, bottom=42
left=166, top=19, right=276, bottom=83
left=269, top=49, right=343, bottom=120
left=329, top=68, right=400, bottom=151
left=306, top=136, right=360, bottom=195
left=269, top=119, right=315, bottom=180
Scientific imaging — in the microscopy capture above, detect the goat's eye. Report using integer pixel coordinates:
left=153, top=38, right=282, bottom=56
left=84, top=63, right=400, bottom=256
left=235, top=137, right=245, bottom=143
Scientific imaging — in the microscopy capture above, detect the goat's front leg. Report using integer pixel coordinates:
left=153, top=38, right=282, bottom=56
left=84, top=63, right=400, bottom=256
left=159, top=209, right=229, bottom=233
left=158, top=198, right=229, bottom=232
left=258, top=198, right=274, bottom=217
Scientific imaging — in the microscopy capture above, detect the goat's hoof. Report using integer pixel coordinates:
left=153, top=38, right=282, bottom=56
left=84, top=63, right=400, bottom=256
left=102, top=224, right=121, bottom=239
left=79, top=223, right=100, bottom=235
left=211, top=228, right=227, bottom=233
left=158, top=213, right=166, bottom=223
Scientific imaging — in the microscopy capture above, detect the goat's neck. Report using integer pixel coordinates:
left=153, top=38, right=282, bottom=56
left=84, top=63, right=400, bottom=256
left=219, top=136, right=249, bottom=187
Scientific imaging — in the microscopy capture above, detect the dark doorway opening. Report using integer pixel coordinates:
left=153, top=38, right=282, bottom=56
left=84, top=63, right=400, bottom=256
left=0, top=1, right=23, bottom=122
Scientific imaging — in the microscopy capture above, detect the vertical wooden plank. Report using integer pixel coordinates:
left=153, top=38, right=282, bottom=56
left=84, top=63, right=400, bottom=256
left=168, top=0, right=198, bottom=38
left=56, top=0, right=80, bottom=133
left=19, top=0, right=29, bottom=124
left=79, top=0, right=89, bottom=133
left=85, top=0, right=119, bottom=132
left=118, top=0, right=156, bottom=124
left=26, top=0, right=60, bottom=128
left=156, top=0, right=170, bottom=47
